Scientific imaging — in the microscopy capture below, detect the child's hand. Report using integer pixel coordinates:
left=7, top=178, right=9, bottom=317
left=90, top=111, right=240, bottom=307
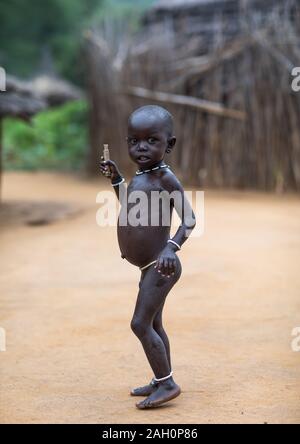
left=155, top=244, right=177, bottom=278
left=100, top=158, right=122, bottom=181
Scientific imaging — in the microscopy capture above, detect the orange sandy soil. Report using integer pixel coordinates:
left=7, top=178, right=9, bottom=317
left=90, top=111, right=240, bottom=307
left=0, top=171, right=299, bottom=424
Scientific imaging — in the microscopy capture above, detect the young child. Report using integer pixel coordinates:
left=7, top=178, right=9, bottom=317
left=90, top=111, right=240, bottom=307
left=100, top=105, right=196, bottom=409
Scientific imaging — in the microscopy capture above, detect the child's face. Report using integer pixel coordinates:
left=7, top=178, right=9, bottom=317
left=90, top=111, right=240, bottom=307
left=127, top=114, right=173, bottom=168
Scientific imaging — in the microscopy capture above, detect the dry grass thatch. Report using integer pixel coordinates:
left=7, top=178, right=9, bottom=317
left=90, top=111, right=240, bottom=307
left=85, top=0, right=300, bottom=191
left=1, top=75, right=83, bottom=120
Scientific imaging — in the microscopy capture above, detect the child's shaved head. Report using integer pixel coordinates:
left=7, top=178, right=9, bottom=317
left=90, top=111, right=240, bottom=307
left=128, top=105, right=174, bottom=137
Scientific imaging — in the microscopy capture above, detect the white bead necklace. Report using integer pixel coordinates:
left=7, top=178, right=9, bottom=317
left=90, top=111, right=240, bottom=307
left=136, top=164, right=170, bottom=175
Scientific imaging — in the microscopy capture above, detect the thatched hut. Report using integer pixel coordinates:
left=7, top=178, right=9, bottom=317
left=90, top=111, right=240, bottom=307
left=143, top=0, right=295, bottom=38
left=86, top=0, right=300, bottom=191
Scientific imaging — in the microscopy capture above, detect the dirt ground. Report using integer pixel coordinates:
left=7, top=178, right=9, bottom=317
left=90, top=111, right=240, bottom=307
left=0, top=171, right=299, bottom=424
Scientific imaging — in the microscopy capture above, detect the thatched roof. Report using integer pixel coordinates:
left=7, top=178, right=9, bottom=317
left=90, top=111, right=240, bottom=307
left=143, top=0, right=289, bottom=43
left=0, top=75, right=83, bottom=120
left=154, top=0, right=229, bottom=8
left=0, top=93, right=46, bottom=121
left=152, top=0, right=284, bottom=9
left=149, top=0, right=239, bottom=13
left=29, top=76, right=83, bottom=107
left=145, top=0, right=287, bottom=21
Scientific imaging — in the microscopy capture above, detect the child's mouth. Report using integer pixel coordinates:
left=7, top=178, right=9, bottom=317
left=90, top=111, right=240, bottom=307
left=137, top=156, right=150, bottom=162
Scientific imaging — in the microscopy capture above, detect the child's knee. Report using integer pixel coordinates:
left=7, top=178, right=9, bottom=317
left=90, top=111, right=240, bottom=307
left=153, top=314, right=163, bottom=333
left=130, top=316, right=148, bottom=338
left=153, top=323, right=165, bottom=337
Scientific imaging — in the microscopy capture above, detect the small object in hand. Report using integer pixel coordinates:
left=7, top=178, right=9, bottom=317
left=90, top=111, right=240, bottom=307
left=103, top=144, right=111, bottom=177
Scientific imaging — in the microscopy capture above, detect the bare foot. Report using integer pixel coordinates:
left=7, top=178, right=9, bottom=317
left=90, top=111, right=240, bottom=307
left=130, top=379, right=159, bottom=397
left=136, top=378, right=181, bottom=409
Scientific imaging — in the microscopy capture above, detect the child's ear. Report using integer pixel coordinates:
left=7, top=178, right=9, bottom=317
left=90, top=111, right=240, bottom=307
left=166, top=136, right=176, bottom=153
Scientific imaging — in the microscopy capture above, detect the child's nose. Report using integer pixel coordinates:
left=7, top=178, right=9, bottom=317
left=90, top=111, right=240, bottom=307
left=137, top=142, right=148, bottom=151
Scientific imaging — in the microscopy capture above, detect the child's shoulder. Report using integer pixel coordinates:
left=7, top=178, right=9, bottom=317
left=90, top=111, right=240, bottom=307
left=160, top=167, right=184, bottom=193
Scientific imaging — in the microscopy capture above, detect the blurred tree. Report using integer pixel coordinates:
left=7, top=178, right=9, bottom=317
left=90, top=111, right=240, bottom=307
left=0, top=0, right=102, bottom=83
left=0, top=0, right=155, bottom=175
left=0, top=0, right=154, bottom=84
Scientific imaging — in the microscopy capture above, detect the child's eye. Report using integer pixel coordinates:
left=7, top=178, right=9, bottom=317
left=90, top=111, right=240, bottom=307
left=148, top=137, right=157, bottom=144
left=129, top=138, right=138, bottom=145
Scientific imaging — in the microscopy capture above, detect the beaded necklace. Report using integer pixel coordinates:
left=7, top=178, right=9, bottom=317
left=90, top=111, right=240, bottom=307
left=136, top=164, right=170, bottom=175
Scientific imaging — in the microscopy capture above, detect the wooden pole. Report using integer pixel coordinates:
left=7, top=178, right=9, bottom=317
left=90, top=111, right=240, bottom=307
left=123, top=86, right=246, bottom=121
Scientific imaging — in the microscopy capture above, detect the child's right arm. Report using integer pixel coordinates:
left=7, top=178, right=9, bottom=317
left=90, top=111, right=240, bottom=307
left=100, top=158, right=126, bottom=201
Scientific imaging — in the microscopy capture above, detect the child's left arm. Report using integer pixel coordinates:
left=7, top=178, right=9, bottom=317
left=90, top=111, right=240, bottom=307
left=155, top=174, right=196, bottom=277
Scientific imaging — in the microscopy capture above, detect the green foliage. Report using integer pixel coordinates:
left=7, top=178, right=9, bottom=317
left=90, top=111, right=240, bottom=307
left=3, top=100, right=88, bottom=170
left=0, top=0, right=99, bottom=83
left=1, top=0, right=155, bottom=171
left=0, top=0, right=155, bottom=83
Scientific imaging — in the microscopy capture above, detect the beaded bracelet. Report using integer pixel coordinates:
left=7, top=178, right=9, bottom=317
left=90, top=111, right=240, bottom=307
left=167, top=239, right=181, bottom=251
left=111, top=177, right=125, bottom=187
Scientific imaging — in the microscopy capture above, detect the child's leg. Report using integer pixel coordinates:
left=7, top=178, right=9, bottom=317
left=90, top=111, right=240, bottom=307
left=131, top=257, right=181, bottom=377
left=153, top=300, right=171, bottom=369
left=130, top=301, right=168, bottom=397
left=130, top=255, right=182, bottom=408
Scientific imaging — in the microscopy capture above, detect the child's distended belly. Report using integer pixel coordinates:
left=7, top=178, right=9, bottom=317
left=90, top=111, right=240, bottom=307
left=117, top=223, right=171, bottom=268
